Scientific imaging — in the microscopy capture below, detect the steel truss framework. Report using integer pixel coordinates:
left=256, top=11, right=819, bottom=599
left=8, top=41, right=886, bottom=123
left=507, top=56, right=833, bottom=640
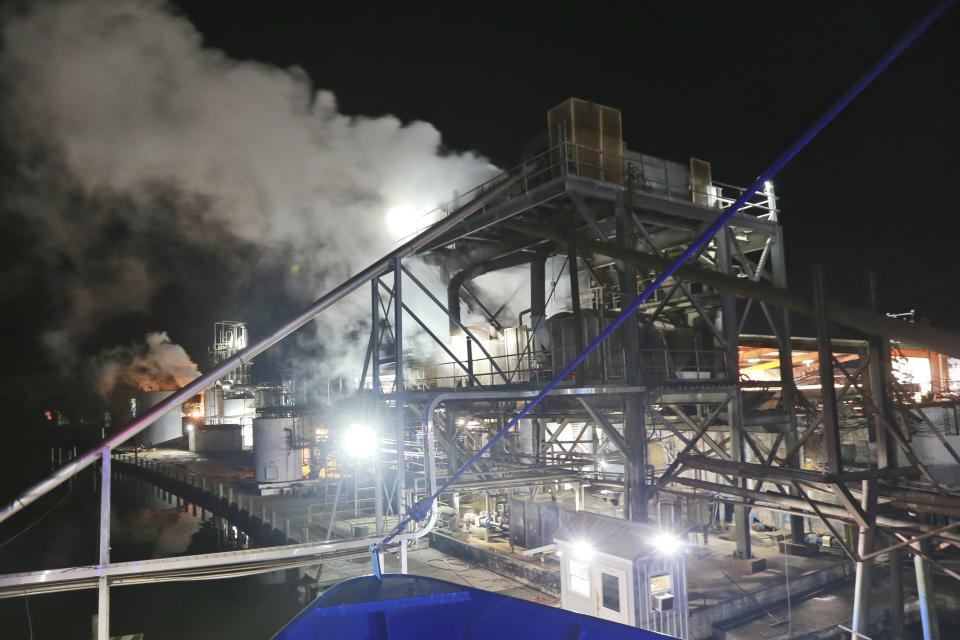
left=365, top=144, right=960, bottom=639
left=1, top=141, right=959, bottom=639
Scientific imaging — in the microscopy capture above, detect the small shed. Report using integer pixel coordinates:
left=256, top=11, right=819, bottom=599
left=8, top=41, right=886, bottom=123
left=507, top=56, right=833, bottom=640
left=554, top=511, right=688, bottom=639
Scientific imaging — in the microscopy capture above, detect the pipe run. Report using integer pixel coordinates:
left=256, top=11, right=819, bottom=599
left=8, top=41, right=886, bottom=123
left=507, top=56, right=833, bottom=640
left=0, top=174, right=520, bottom=527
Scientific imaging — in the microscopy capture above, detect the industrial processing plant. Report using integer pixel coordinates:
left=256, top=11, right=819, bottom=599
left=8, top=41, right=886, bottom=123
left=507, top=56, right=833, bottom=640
left=0, top=2, right=958, bottom=640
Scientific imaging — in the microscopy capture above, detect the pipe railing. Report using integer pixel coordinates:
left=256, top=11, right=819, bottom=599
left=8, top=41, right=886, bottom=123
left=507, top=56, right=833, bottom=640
left=0, top=173, right=521, bottom=526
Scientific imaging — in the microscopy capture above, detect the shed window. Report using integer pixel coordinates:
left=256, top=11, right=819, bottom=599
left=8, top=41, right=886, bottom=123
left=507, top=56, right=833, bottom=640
left=601, top=572, right=620, bottom=612
left=568, top=559, right=590, bottom=596
left=650, top=573, right=670, bottom=593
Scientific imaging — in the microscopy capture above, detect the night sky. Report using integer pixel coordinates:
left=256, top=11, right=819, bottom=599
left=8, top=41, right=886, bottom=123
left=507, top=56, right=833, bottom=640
left=0, top=1, right=957, bottom=419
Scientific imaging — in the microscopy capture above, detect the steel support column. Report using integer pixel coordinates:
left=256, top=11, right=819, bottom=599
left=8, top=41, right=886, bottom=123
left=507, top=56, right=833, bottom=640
left=913, top=539, right=940, bottom=640
left=624, top=392, right=647, bottom=522
left=567, top=237, right=586, bottom=386
left=372, top=280, right=384, bottom=535
left=813, top=266, right=843, bottom=474
left=531, top=254, right=547, bottom=347
left=854, top=270, right=895, bottom=635
left=616, top=195, right=646, bottom=522
left=393, top=258, right=407, bottom=572
left=719, top=230, right=750, bottom=559
left=851, top=478, right=878, bottom=635
left=771, top=225, right=805, bottom=544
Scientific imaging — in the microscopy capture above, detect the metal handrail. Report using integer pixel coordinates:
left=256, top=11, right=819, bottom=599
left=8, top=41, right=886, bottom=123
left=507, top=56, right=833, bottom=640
left=398, top=141, right=778, bottom=243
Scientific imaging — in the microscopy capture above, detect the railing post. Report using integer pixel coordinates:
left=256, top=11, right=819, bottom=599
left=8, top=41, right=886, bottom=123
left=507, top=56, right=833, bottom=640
left=97, top=446, right=111, bottom=640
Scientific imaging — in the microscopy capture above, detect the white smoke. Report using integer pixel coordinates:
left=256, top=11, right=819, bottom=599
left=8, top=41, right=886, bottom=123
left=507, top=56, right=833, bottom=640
left=0, top=0, right=499, bottom=377
left=95, top=331, right=200, bottom=395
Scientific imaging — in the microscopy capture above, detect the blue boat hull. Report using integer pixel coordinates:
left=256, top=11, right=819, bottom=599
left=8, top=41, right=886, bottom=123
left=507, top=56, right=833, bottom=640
left=274, top=574, right=674, bottom=639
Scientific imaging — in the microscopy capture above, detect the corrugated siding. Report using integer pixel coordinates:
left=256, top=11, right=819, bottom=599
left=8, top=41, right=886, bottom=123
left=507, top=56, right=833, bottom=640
left=898, top=434, right=960, bottom=466
left=635, top=556, right=688, bottom=639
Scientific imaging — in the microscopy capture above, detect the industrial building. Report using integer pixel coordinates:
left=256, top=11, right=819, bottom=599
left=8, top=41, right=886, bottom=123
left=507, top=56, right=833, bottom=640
left=3, top=97, right=960, bottom=639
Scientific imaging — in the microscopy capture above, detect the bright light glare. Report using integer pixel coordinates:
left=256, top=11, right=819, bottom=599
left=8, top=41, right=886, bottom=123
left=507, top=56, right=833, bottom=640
left=343, top=424, right=375, bottom=458
left=386, top=204, right=420, bottom=238
left=572, top=540, right=594, bottom=559
left=652, top=532, right=683, bottom=555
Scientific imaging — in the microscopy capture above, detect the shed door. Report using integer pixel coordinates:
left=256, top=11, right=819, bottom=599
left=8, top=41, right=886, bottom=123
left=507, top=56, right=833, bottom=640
left=595, top=564, right=629, bottom=625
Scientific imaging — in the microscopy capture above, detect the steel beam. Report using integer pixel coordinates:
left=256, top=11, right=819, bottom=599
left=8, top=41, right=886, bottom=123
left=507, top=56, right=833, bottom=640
left=378, top=280, right=483, bottom=387
left=770, top=225, right=805, bottom=544
left=718, top=229, right=751, bottom=560
left=624, top=391, right=648, bottom=522
left=0, top=173, right=521, bottom=526
left=813, top=266, right=843, bottom=475
left=570, top=193, right=608, bottom=241
left=400, top=264, right=509, bottom=383
left=614, top=194, right=647, bottom=523
left=577, top=398, right=628, bottom=454
left=677, top=454, right=914, bottom=485
left=653, top=402, right=729, bottom=493
left=833, top=356, right=942, bottom=489
left=792, top=481, right=858, bottom=561
left=503, top=220, right=960, bottom=358
left=670, top=476, right=960, bottom=543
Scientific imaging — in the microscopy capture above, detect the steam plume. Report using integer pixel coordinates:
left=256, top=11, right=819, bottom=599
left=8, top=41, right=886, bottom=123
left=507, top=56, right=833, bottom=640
left=96, top=331, right=200, bottom=395
left=0, top=0, right=498, bottom=377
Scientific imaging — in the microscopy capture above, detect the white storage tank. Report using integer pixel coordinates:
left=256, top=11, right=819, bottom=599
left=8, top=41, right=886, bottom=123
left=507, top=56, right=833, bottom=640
left=253, top=417, right=301, bottom=483
left=138, top=390, right=183, bottom=445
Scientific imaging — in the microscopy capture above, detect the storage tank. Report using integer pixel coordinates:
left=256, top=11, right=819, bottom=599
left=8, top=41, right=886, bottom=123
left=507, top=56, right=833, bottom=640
left=138, top=390, right=183, bottom=444
left=253, top=417, right=301, bottom=483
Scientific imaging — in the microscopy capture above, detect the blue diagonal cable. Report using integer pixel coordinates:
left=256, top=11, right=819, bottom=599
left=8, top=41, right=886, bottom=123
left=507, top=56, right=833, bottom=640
left=370, top=0, right=954, bottom=569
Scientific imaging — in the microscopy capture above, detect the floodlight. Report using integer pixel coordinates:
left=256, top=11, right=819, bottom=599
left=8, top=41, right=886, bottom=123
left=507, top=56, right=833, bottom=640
left=652, top=532, right=683, bottom=556
left=343, top=424, right=375, bottom=458
left=572, top=540, right=594, bottom=559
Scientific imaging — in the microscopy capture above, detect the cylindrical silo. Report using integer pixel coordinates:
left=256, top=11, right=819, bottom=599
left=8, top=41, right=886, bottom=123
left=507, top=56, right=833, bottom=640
left=138, top=390, right=184, bottom=444
left=253, top=417, right=301, bottom=483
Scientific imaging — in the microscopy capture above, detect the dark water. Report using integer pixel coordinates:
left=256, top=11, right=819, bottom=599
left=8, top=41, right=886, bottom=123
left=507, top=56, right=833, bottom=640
left=0, top=441, right=303, bottom=639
